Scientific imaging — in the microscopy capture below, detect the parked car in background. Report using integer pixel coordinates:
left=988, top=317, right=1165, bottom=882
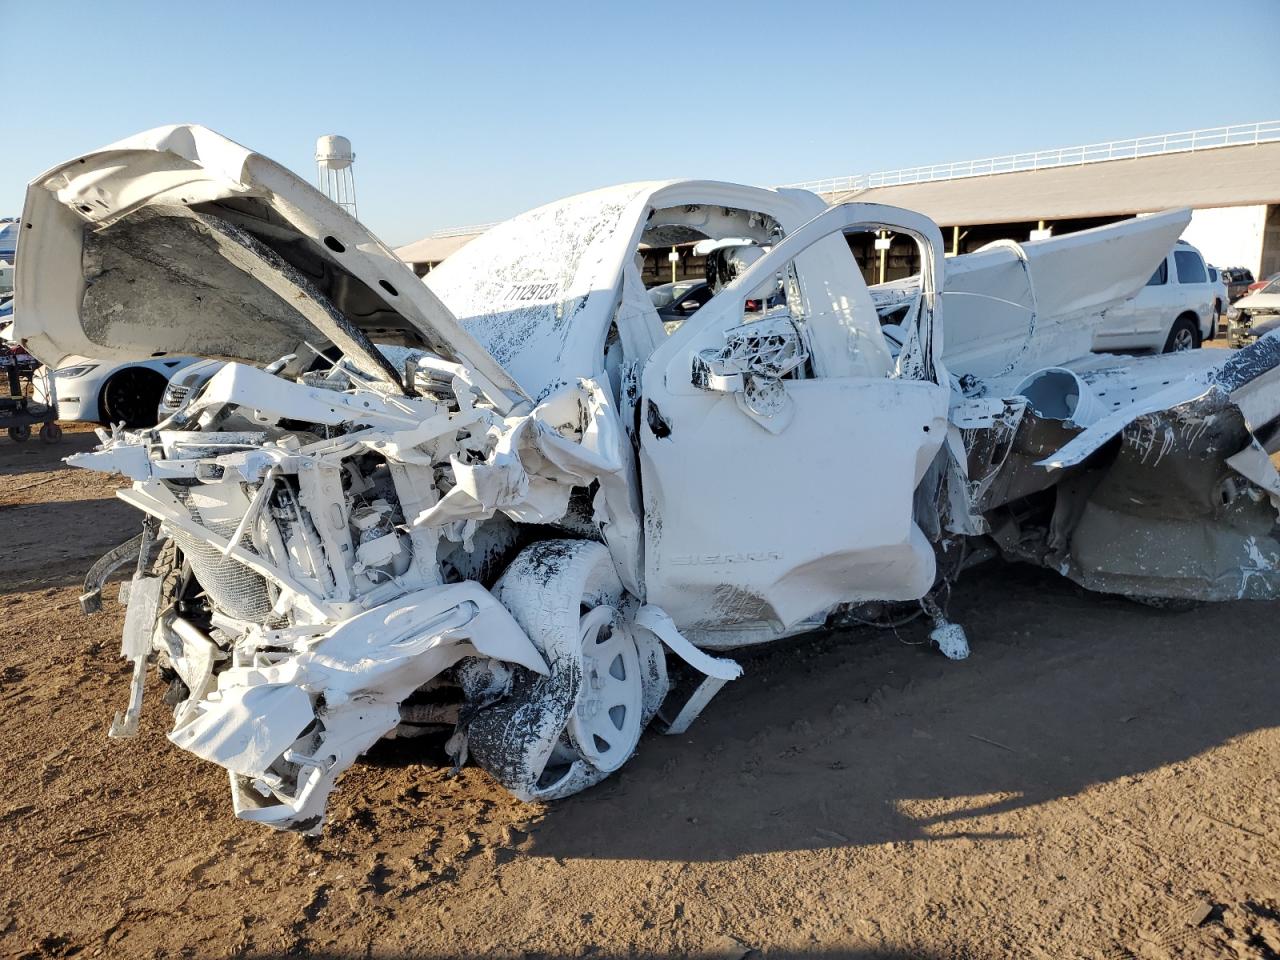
left=46, top=355, right=201, bottom=427
left=3, top=295, right=200, bottom=428
left=155, top=357, right=225, bottom=421
left=0, top=219, right=17, bottom=299
left=1094, top=240, right=1216, bottom=353
left=1208, top=265, right=1229, bottom=337
left=1246, top=271, right=1280, bottom=296
left=648, top=279, right=712, bottom=331
left=1221, top=267, right=1255, bottom=301
left=1229, top=276, right=1280, bottom=347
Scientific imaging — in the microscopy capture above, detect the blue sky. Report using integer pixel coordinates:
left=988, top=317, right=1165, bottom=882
left=4, top=0, right=1278, bottom=246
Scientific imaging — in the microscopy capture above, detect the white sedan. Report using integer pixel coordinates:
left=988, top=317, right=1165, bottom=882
left=5, top=298, right=201, bottom=427
left=47, top=355, right=201, bottom=427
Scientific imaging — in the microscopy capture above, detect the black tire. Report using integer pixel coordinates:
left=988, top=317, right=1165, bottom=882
left=1162, top=314, right=1201, bottom=353
left=151, top=537, right=187, bottom=606
left=99, top=367, right=168, bottom=428
left=7, top=424, right=30, bottom=442
left=39, top=422, right=62, bottom=444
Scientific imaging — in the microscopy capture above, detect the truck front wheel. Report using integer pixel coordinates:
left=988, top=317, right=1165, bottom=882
left=466, top=540, right=658, bottom=802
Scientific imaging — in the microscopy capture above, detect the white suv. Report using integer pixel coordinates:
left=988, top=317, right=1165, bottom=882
left=1094, top=240, right=1216, bottom=353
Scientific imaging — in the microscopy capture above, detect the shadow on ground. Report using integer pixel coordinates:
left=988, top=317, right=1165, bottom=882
left=0, top=427, right=99, bottom=475
left=503, top=562, right=1280, bottom=862
left=0, top=497, right=137, bottom=594
left=0, top=428, right=136, bottom=594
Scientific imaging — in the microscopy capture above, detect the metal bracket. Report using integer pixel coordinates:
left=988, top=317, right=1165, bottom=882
left=79, top=533, right=145, bottom=614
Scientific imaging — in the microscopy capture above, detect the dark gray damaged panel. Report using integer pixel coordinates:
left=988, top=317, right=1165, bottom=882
left=1210, top=332, right=1280, bottom=393
left=1064, top=390, right=1280, bottom=600
left=993, top=387, right=1280, bottom=601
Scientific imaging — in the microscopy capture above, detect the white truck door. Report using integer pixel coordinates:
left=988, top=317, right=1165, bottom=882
left=1132, top=255, right=1181, bottom=339
left=638, top=204, right=950, bottom=634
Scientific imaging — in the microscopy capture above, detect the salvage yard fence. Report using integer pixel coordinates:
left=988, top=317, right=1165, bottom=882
left=783, top=120, right=1280, bottom=196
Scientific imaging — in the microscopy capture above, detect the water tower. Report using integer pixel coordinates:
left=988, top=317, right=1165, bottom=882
left=315, top=135, right=357, bottom=217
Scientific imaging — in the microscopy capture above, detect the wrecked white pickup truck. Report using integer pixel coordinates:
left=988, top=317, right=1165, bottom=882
left=15, top=126, right=1280, bottom=833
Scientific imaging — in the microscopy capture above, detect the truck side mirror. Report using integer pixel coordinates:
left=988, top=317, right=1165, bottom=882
left=690, top=315, right=808, bottom=433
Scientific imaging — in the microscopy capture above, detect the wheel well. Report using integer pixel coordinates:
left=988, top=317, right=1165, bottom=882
left=1161, top=312, right=1204, bottom=353
left=1171, top=311, right=1203, bottom=340
left=97, top=366, right=169, bottom=426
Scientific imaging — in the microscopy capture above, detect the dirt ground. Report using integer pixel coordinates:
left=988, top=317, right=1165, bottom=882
left=2, top=423, right=1279, bottom=960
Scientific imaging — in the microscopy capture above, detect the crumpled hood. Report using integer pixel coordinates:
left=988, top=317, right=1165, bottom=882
left=1235, top=289, right=1280, bottom=313
left=13, top=124, right=523, bottom=406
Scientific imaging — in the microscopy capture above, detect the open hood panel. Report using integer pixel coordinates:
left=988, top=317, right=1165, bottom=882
left=14, top=125, right=523, bottom=402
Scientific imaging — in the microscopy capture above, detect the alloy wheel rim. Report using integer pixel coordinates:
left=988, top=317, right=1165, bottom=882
left=107, top=374, right=150, bottom=426
left=566, top=605, right=643, bottom=772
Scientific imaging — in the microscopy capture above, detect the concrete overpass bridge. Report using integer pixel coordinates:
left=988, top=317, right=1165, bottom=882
left=398, top=121, right=1280, bottom=287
